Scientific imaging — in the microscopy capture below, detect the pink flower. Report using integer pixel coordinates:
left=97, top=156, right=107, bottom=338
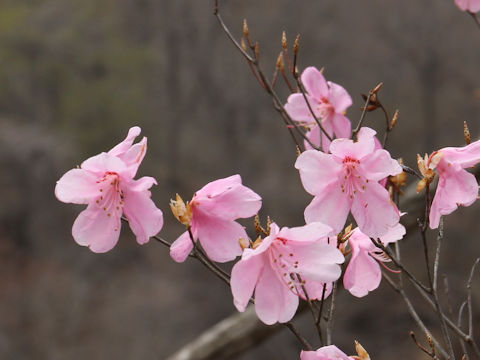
left=55, top=127, right=164, bottom=253
left=285, top=66, right=352, bottom=151
left=169, top=175, right=262, bottom=263
left=343, top=223, right=405, bottom=297
left=300, top=345, right=352, bottom=360
left=455, top=0, right=480, bottom=13
left=428, top=140, right=480, bottom=229
left=230, top=222, right=344, bottom=325
left=295, top=127, right=402, bottom=238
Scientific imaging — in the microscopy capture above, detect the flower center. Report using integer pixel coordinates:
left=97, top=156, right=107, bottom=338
left=94, top=172, right=125, bottom=228
left=340, top=157, right=368, bottom=200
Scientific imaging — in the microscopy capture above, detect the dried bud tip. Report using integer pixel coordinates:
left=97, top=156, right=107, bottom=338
left=319, top=66, right=325, bottom=74
left=293, top=34, right=300, bottom=54
left=254, top=214, right=261, bottom=234
left=391, top=109, right=399, bottom=129
left=296, top=145, right=301, bottom=157
left=276, top=52, right=285, bottom=70
left=239, top=237, right=250, bottom=251
left=281, top=31, right=287, bottom=49
left=266, top=216, right=272, bottom=235
left=416, top=178, right=427, bottom=193
left=254, top=42, right=260, bottom=59
left=354, top=341, right=371, bottom=360
left=464, top=121, right=471, bottom=145
left=373, top=82, right=383, bottom=94
left=252, top=236, right=263, bottom=249
left=240, top=37, right=247, bottom=52
left=170, top=193, right=193, bottom=226
left=243, top=19, right=249, bottom=37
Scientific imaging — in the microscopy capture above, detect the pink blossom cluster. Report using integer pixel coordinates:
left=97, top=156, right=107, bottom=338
left=55, top=63, right=480, bottom=357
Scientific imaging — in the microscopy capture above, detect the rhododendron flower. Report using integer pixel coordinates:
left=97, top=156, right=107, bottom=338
left=295, top=127, right=402, bottom=238
left=285, top=66, right=352, bottom=151
left=427, top=140, right=480, bottom=229
left=231, top=222, right=344, bottom=325
left=55, top=127, right=164, bottom=253
left=169, top=175, right=262, bottom=263
left=300, top=345, right=352, bottom=360
left=455, top=0, right=480, bottom=13
left=344, top=223, right=405, bottom=297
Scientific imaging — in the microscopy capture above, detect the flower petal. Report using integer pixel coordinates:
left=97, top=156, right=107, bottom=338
left=285, top=93, right=319, bottom=123
left=81, top=152, right=127, bottom=175
left=170, top=231, right=194, bottom=263
left=55, top=168, right=100, bottom=204
left=194, top=214, right=246, bottom=263
left=254, top=264, right=299, bottom=324
left=231, top=254, right=264, bottom=312
left=304, top=184, right=351, bottom=234
left=358, top=149, right=402, bottom=181
left=331, top=113, right=352, bottom=140
left=301, top=345, right=351, bottom=360
left=429, top=166, right=479, bottom=229
left=122, top=188, right=163, bottom=245
left=277, top=222, right=334, bottom=242
left=328, top=81, right=352, bottom=114
left=108, top=126, right=141, bottom=157
left=301, top=66, right=328, bottom=99
left=295, top=150, right=343, bottom=195
left=292, top=242, right=344, bottom=282
left=72, top=203, right=121, bottom=253
left=344, top=249, right=381, bottom=298
left=194, top=175, right=262, bottom=220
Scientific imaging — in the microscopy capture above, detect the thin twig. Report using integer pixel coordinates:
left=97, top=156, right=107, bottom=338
left=352, top=90, right=373, bottom=138
left=382, top=272, right=448, bottom=359
left=326, top=281, right=337, bottom=345
left=458, top=301, right=469, bottom=359
left=467, top=258, right=480, bottom=339
left=432, top=219, right=455, bottom=359
left=371, top=238, right=431, bottom=294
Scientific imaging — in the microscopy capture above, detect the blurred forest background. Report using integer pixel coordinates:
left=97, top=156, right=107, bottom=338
left=0, top=0, right=480, bottom=359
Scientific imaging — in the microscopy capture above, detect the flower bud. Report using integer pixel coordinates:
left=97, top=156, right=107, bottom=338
left=170, top=194, right=193, bottom=226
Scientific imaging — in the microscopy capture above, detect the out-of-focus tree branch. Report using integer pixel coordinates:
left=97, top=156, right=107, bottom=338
left=166, top=166, right=480, bottom=360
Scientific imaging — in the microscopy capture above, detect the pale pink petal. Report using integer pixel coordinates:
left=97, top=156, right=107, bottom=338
left=231, top=254, right=264, bottom=312
left=128, top=176, right=157, bottom=192
left=455, top=0, right=480, bottom=12
left=291, top=242, right=344, bottom=282
left=277, top=222, right=333, bottom=242
left=344, top=248, right=381, bottom=297
left=301, top=67, right=329, bottom=99
left=327, top=81, right=352, bottom=114
left=300, top=281, right=333, bottom=301
left=320, top=116, right=334, bottom=152
left=438, top=140, right=480, bottom=168
left=72, top=203, right=121, bottom=253
left=196, top=174, right=241, bottom=197
left=295, top=150, right=343, bottom=195
left=358, top=149, right=402, bottom=181
left=301, top=345, right=351, bottom=360
left=285, top=93, right=319, bottom=123
left=118, top=137, right=147, bottom=177
left=170, top=231, right=194, bottom=263
left=380, top=222, right=406, bottom=245
left=122, top=188, right=164, bottom=245
left=81, top=152, right=127, bottom=175
left=304, top=184, right=351, bottom=234
left=194, top=176, right=262, bottom=220
left=108, top=126, right=141, bottom=157
left=55, top=168, right=100, bottom=204
left=429, top=167, right=479, bottom=229
left=351, top=181, right=400, bottom=238
left=194, top=214, right=246, bottom=262
left=305, top=125, right=321, bottom=150
left=254, top=264, right=299, bottom=324
left=329, top=136, right=375, bottom=162
left=331, top=113, right=352, bottom=140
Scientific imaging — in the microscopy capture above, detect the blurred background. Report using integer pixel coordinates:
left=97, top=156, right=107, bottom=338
left=0, top=0, right=480, bottom=359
